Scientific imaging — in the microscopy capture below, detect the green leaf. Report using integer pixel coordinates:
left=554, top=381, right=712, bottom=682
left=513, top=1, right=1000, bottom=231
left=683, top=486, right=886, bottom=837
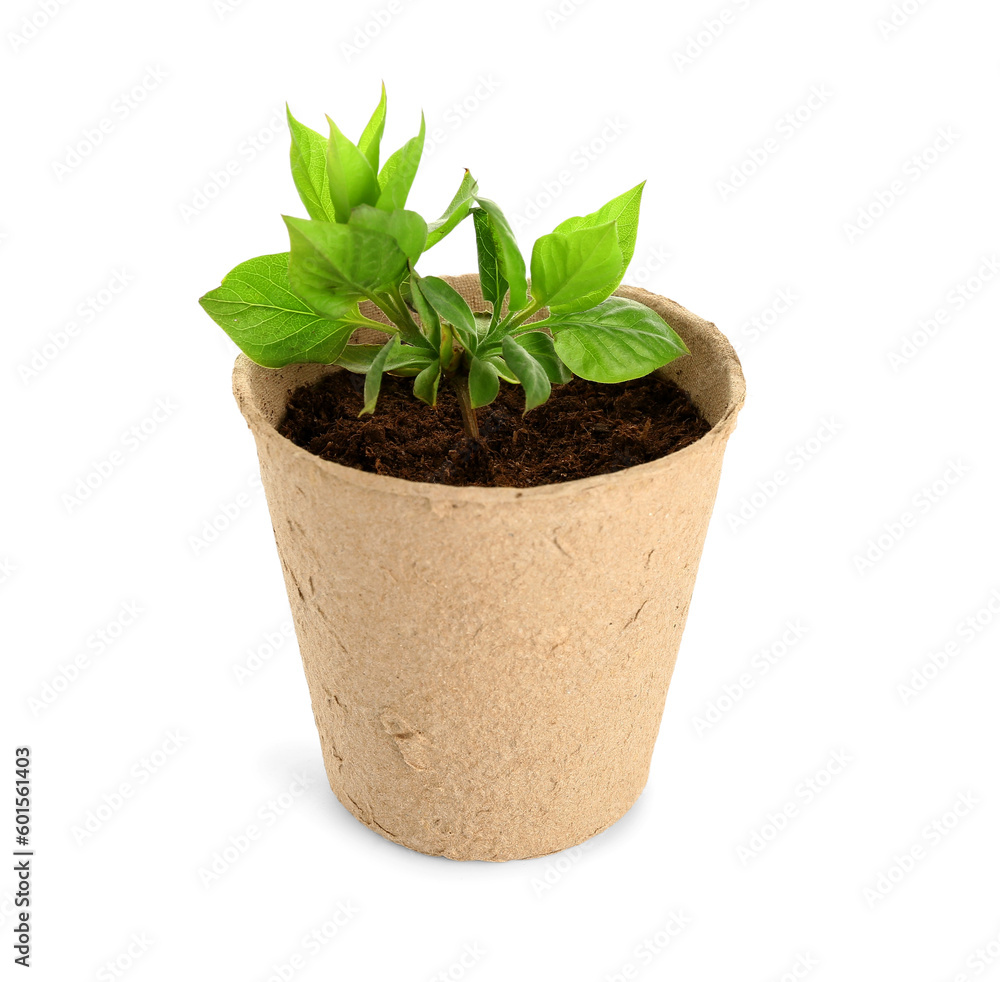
left=335, top=342, right=433, bottom=376
left=513, top=330, right=573, bottom=384
left=472, top=207, right=507, bottom=314
left=286, top=107, right=337, bottom=223
left=412, top=360, right=441, bottom=406
left=501, top=335, right=551, bottom=411
left=349, top=205, right=427, bottom=262
left=473, top=197, right=527, bottom=312
left=325, top=116, right=381, bottom=222
left=284, top=217, right=408, bottom=312
left=362, top=336, right=398, bottom=415
left=425, top=169, right=478, bottom=250
left=468, top=357, right=500, bottom=408
left=530, top=222, right=623, bottom=313
left=484, top=354, right=517, bottom=384
left=417, top=275, right=479, bottom=354
left=199, top=253, right=361, bottom=367
left=438, top=321, right=455, bottom=366
left=555, top=181, right=645, bottom=269
left=409, top=272, right=441, bottom=349
left=473, top=312, right=493, bottom=345
left=547, top=296, right=689, bottom=384
left=377, top=114, right=426, bottom=211
left=357, top=83, right=387, bottom=173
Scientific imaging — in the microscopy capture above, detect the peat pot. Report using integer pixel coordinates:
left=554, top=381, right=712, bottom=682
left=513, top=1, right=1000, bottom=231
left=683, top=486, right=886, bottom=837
left=233, top=276, right=746, bottom=861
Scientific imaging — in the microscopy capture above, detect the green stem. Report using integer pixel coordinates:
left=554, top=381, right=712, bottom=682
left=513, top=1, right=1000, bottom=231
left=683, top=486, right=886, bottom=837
left=503, top=298, right=543, bottom=334
left=349, top=313, right=399, bottom=334
left=391, top=286, right=419, bottom=329
left=368, top=292, right=428, bottom=349
left=450, top=372, right=479, bottom=440
left=509, top=316, right=550, bottom=337
left=368, top=294, right=404, bottom=326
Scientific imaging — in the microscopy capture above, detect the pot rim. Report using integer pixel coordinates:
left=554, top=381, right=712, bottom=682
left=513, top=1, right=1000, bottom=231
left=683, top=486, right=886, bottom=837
left=233, top=283, right=746, bottom=503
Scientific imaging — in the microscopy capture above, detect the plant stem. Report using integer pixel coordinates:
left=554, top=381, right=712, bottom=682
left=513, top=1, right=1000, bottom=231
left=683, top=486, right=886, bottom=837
left=505, top=298, right=543, bottom=333
left=450, top=372, right=480, bottom=440
left=368, top=294, right=405, bottom=327
left=391, top=285, right=425, bottom=338
left=368, top=292, right=428, bottom=349
left=350, top=313, right=399, bottom=333
left=509, top=317, right=550, bottom=337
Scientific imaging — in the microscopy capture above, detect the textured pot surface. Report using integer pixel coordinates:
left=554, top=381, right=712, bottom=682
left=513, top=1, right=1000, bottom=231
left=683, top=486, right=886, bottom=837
left=233, top=277, right=745, bottom=861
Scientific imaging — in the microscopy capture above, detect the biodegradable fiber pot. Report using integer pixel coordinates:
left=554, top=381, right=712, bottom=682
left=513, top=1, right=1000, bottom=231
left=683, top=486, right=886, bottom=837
left=233, top=276, right=745, bottom=861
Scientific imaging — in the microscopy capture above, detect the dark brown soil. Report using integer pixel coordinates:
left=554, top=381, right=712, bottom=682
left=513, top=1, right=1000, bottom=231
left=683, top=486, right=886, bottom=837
left=279, top=371, right=710, bottom=488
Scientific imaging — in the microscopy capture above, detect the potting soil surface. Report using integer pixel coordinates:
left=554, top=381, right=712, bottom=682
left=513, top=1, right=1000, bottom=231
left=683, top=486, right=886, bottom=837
left=279, top=370, right=711, bottom=488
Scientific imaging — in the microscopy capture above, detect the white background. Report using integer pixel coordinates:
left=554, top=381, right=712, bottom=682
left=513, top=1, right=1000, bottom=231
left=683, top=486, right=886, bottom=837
left=3, top=0, right=999, bottom=979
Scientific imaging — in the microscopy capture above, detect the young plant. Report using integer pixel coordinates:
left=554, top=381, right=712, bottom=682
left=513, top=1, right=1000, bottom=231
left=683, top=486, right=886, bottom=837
left=199, top=87, right=690, bottom=439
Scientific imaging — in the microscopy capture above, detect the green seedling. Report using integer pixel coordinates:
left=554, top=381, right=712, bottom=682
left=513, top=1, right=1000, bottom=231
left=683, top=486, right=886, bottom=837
left=200, top=86, right=689, bottom=438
